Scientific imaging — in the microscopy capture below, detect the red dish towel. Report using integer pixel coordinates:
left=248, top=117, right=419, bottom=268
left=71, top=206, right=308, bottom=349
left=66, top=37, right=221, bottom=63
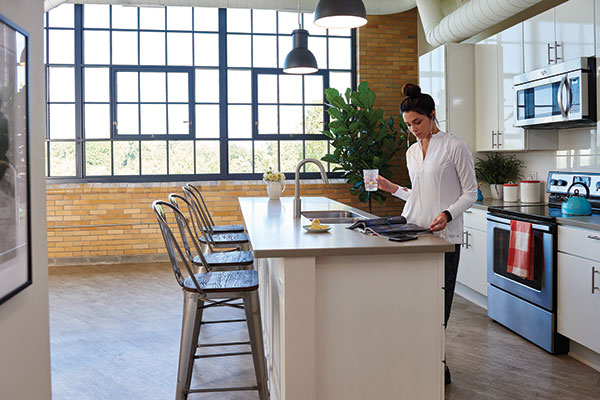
left=507, top=220, right=534, bottom=281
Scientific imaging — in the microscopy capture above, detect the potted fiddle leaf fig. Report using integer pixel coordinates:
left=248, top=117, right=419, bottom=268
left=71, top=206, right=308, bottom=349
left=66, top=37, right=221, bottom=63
left=321, top=82, right=410, bottom=208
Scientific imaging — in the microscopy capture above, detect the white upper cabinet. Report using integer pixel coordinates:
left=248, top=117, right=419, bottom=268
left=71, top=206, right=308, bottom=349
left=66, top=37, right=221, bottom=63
left=524, top=0, right=595, bottom=71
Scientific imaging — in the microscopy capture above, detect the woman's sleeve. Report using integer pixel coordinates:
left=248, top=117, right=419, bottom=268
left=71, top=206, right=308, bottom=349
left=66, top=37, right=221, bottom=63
left=446, top=140, right=477, bottom=219
left=392, top=185, right=411, bottom=201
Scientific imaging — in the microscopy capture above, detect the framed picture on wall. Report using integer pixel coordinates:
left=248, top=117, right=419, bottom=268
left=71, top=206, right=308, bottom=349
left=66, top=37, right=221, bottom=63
left=0, top=14, right=31, bottom=305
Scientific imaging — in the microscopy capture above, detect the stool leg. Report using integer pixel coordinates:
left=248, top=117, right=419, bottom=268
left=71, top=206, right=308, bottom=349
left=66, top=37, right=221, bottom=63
left=243, top=291, right=270, bottom=400
left=176, top=291, right=203, bottom=400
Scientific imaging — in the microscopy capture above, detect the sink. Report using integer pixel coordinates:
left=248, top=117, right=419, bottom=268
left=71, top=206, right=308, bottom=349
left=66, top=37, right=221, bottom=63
left=301, top=210, right=363, bottom=224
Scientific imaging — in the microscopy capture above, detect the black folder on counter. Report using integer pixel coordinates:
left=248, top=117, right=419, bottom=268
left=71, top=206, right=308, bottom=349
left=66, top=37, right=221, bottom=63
left=346, top=216, right=429, bottom=237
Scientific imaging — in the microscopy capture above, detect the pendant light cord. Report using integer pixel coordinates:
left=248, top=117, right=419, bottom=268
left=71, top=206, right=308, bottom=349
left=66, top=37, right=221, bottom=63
left=297, top=0, right=302, bottom=29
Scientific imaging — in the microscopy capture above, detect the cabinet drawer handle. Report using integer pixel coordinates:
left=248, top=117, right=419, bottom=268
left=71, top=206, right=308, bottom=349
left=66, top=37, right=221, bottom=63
left=593, top=267, right=600, bottom=294
left=464, top=210, right=472, bottom=214
left=464, top=231, right=470, bottom=249
left=587, top=235, right=600, bottom=241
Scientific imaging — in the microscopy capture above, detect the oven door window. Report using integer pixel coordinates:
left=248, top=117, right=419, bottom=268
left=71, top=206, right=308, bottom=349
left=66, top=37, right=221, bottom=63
left=491, top=227, right=544, bottom=291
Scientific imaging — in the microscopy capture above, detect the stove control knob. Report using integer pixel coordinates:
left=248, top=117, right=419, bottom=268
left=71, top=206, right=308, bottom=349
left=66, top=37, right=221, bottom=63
left=596, top=182, right=600, bottom=191
left=550, top=179, right=558, bottom=185
left=558, top=179, right=568, bottom=186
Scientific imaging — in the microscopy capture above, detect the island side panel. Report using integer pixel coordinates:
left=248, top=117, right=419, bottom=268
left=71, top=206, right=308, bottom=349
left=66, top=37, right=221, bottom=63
left=315, top=253, right=445, bottom=400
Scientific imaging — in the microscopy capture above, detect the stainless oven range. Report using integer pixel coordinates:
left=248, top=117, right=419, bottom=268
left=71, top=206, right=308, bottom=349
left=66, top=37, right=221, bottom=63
left=486, top=171, right=600, bottom=354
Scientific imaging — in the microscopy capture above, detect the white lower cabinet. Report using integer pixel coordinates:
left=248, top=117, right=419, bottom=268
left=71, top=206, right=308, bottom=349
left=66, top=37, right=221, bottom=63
left=457, top=208, right=488, bottom=296
left=557, top=226, right=600, bottom=354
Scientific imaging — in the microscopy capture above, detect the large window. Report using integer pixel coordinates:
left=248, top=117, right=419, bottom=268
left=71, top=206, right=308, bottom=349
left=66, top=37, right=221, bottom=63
left=44, top=4, right=356, bottom=181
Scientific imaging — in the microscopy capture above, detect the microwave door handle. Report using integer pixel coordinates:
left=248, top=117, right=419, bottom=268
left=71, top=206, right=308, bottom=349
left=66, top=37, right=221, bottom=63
left=564, top=76, right=572, bottom=115
left=557, top=75, right=567, bottom=119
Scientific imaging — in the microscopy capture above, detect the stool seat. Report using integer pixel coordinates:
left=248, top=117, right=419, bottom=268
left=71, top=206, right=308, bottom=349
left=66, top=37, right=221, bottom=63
left=194, top=250, right=254, bottom=268
left=183, top=270, right=258, bottom=293
left=212, top=224, right=245, bottom=233
left=198, top=232, right=249, bottom=245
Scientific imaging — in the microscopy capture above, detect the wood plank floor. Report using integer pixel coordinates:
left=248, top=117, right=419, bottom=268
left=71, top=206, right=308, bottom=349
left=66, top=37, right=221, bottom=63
left=49, top=263, right=600, bottom=400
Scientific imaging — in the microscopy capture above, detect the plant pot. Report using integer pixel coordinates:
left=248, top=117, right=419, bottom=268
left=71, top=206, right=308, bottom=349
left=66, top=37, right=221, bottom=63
left=490, top=184, right=503, bottom=200
left=266, top=181, right=285, bottom=200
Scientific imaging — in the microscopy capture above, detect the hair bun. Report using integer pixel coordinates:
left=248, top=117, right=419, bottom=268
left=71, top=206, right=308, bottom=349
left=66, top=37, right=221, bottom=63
left=402, top=83, right=421, bottom=98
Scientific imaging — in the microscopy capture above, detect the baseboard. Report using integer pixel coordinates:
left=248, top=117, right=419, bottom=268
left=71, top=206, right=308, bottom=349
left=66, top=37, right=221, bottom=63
left=48, top=253, right=169, bottom=267
left=569, top=341, right=600, bottom=373
left=455, top=282, right=487, bottom=310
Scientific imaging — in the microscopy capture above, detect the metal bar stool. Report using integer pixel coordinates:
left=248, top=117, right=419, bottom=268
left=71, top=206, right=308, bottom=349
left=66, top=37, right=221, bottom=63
left=185, top=183, right=245, bottom=233
left=168, top=193, right=254, bottom=271
left=152, top=200, right=269, bottom=400
left=182, top=185, right=250, bottom=252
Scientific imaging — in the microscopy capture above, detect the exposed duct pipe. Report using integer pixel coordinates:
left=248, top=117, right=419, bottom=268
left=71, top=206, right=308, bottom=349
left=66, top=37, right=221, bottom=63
left=416, top=0, right=544, bottom=47
left=45, top=0, right=70, bottom=12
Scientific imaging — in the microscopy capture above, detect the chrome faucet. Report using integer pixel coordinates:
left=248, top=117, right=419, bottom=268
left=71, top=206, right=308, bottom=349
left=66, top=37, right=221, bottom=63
left=294, top=158, right=329, bottom=218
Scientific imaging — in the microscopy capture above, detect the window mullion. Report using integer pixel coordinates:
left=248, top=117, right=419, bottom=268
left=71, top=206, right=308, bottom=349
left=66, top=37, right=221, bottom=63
left=74, top=4, right=84, bottom=178
left=218, top=8, right=228, bottom=178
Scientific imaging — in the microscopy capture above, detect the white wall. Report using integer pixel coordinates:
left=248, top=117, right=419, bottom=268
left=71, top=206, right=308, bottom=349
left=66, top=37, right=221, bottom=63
left=0, top=1, right=51, bottom=399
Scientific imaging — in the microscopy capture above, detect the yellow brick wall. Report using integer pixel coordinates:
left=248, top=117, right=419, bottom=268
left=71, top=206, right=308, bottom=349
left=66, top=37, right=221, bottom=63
left=46, top=180, right=407, bottom=265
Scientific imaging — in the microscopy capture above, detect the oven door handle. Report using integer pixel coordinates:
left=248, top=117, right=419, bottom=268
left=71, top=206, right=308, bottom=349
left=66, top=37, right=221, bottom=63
left=487, top=214, right=553, bottom=232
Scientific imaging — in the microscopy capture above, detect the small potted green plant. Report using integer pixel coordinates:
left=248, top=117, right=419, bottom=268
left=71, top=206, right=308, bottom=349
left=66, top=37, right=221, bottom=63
left=475, top=153, right=524, bottom=199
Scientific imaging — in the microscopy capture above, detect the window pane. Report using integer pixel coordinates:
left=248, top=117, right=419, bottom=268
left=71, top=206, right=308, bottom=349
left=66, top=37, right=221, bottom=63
left=305, top=106, right=323, bottom=134
left=116, top=104, right=139, bottom=135
left=258, top=105, right=278, bottom=134
left=258, top=75, right=277, bottom=103
left=310, top=36, right=327, bottom=69
left=195, top=105, right=219, bottom=138
left=85, top=141, right=111, bottom=176
left=167, top=72, right=189, bottom=102
left=48, top=67, right=74, bottom=102
left=228, top=105, right=251, bottom=138
left=84, top=30, right=110, bottom=65
left=328, top=37, right=351, bottom=70
left=253, top=10, right=276, bottom=34
left=194, top=33, right=219, bottom=66
left=141, top=141, right=167, bottom=174
left=254, top=141, right=278, bottom=173
left=112, top=32, right=138, bottom=65
left=85, top=104, right=110, bottom=138
left=227, top=35, right=251, bottom=67
left=167, top=7, right=192, bottom=30
left=141, top=104, right=167, bottom=135
left=194, top=7, right=218, bottom=31
left=140, top=72, right=166, bottom=102
left=227, top=9, right=251, bottom=33
left=140, top=32, right=165, bottom=65
left=85, top=68, right=110, bottom=102
left=49, top=104, right=76, bottom=139
left=112, top=5, right=138, bottom=29
left=280, top=140, right=303, bottom=172
left=168, top=104, right=190, bottom=135
left=48, top=30, right=74, bottom=64
left=83, top=5, right=110, bottom=28
left=195, top=69, right=219, bottom=102
left=49, top=141, right=76, bottom=176
left=304, top=75, right=324, bottom=104
left=329, top=71, right=351, bottom=94
left=228, top=70, right=251, bottom=103
left=278, top=12, right=297, bottom=35
left=169, top=141, right=194, bottom=174
left=167, top=33, right=193, bottom=66
left=195, top=140, right=219, bottom=173
left=304, top=12, right=326, bottom=36
left=253, top=36, right=277, bottom=68
left=228, top=141, right=252, bottom=173
left=114, top=141, right=140, bottom=175
left=280, top=106, right=303, bottom=134
left=117, top=71, right=139, bottom=102
left=279, top=37, right=294, bottom=70
left=140, top=7, right=165, bottom=30
left=48, top=4, right=74, bottom=28
left=305, top=141, right=328, bottom=171
left=279, top=75, right=302, bottom=103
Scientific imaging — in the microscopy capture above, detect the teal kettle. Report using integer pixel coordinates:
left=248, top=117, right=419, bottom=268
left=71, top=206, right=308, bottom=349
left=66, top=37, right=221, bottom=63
left=561, top=182, right=592, bottom=216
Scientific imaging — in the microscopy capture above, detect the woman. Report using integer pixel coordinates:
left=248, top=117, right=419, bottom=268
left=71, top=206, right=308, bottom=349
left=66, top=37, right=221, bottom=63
left=376, top=83, right=477, bottom=385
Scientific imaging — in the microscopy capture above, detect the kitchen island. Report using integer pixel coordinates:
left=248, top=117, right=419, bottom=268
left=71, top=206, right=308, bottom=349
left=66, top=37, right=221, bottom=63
left=238, top=196, right=454, bottom=400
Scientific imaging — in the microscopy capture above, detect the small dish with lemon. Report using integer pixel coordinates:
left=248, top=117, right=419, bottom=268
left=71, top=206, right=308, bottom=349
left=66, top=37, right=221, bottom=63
left=302, top=218, right=331, bottom=233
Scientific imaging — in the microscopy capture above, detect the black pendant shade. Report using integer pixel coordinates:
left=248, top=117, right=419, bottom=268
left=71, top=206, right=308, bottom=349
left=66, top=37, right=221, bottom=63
left=314, top=0, right=367, bottom=29
left=283, top=29, right=318, bottom=74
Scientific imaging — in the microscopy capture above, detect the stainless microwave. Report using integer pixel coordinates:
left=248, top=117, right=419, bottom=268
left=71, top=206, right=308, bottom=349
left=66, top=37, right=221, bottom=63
left=513, top=57, right=596, bottom=128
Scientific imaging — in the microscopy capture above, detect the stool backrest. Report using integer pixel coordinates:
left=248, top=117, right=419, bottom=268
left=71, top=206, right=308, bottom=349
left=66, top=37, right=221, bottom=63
left=182, top=185, right=216, bottom=247
left=185, top=184, right=215, bottom=231
left=152, top=200, right=207, bottom=294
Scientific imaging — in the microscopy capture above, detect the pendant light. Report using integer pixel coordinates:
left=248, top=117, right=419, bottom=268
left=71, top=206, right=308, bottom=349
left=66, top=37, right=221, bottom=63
left=313, top=0, right=367, bottom=29
left=283, top=0, right=318, bottom=74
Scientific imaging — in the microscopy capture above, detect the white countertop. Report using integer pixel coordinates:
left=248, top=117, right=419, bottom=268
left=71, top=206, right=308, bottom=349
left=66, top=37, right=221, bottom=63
left=238, top=196, right=455, bottom=258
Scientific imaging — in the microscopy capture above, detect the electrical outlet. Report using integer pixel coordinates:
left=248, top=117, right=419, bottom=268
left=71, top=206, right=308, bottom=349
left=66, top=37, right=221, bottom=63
left=525, top=171, right=539, bottom=180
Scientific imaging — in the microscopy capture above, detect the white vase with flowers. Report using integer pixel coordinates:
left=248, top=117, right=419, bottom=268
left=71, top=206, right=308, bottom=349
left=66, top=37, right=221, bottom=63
left=263, top=169, right=286, bottom=200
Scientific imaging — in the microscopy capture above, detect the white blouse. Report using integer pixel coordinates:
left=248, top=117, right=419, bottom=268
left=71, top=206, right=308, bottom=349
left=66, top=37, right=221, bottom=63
left=392, top=131, right=477, bottom=245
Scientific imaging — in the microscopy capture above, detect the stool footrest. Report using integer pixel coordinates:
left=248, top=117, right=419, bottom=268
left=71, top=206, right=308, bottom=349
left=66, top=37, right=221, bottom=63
left=199, top=341, right=250, bottom=348
left=187, top=385, right=258, bottom=394
left=195, top=351, right=252, bottom=359
left=201, top=318, right=245, bottom=324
